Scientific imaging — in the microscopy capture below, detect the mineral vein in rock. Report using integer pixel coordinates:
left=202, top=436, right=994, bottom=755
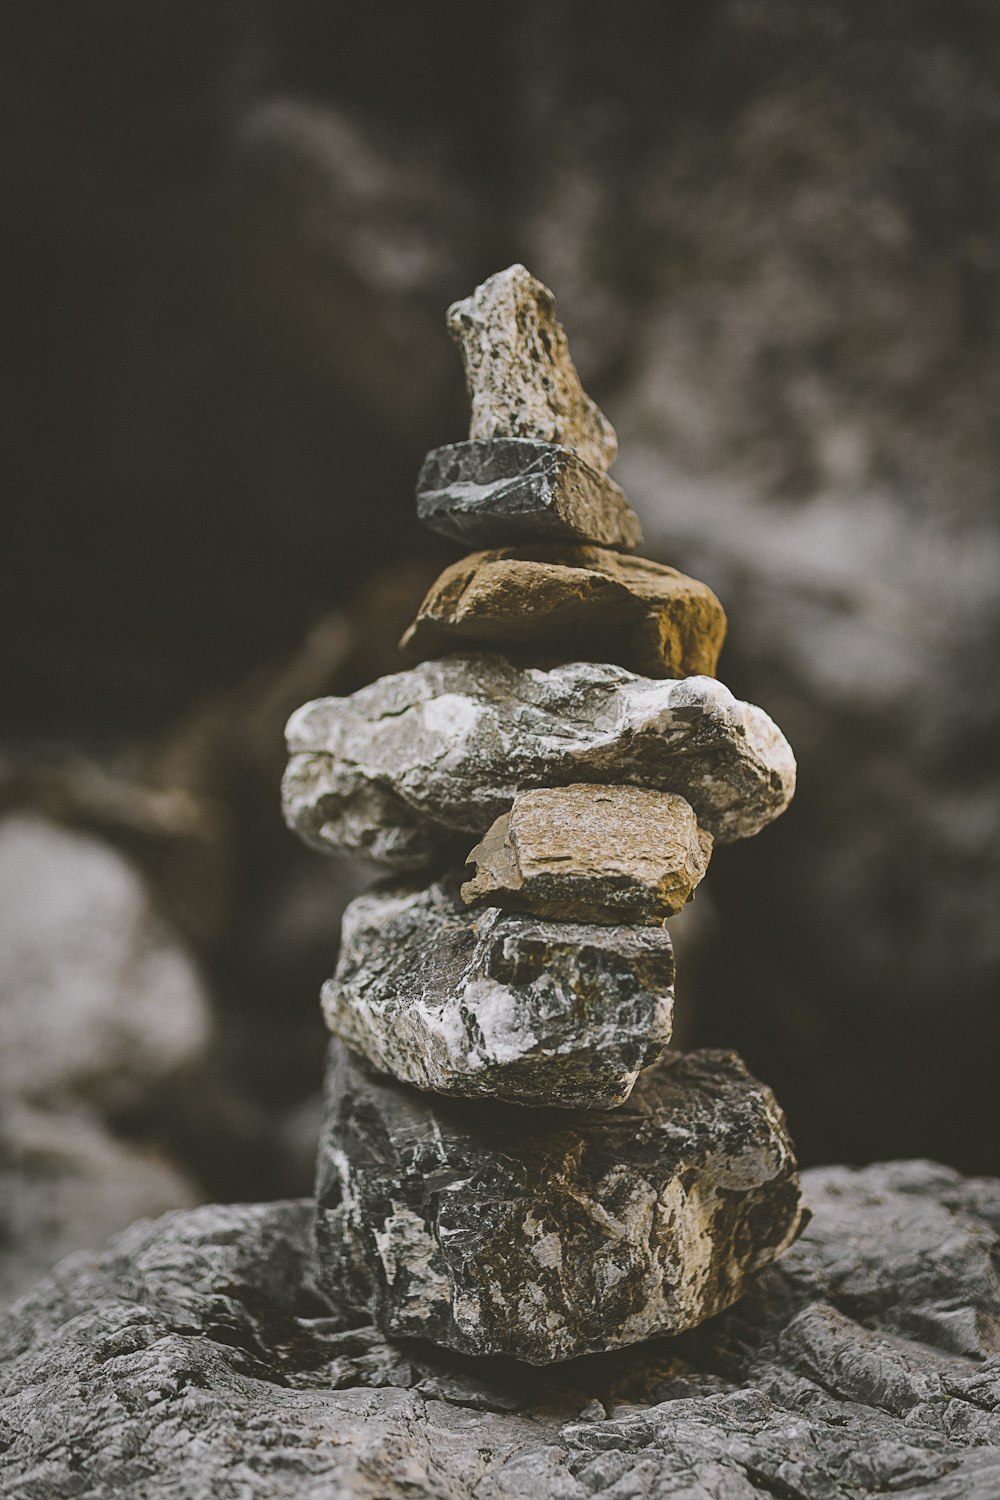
left=316, top=1044, right=806, bottom=1363
left=322, top=874, right=674, bottom=1108
left=447, top=264, right=618, bottom=473
left=282, top=654, right=796, bottom=869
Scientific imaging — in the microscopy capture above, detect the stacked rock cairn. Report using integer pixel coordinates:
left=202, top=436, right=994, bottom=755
left=283, top=265, right=806, bottom=1365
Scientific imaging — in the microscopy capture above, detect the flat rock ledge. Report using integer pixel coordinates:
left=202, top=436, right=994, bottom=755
left=401, top=542, right=726, bottom=678
left=324, top=876, right=674, bottom=1108
left=3, top=1160, right=999, bottom=1498
left=416, top=440, right=642, bottom=551
left=317, top=1046, right=805, bottom=1364
left=283, top=655, right=796, bottom=870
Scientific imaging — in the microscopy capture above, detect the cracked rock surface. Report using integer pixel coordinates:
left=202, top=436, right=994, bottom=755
left=322, top=875, right=674, bottom=1108
left=462, top=784, right=713, bottom=925
left=4, top=1162, right=998, bottom=1497
left=316, top=1045, right=805, bottom=1363
left=447, top=264, right=618, bottom=473
left=416, top=439, right=642, bottom=550
left=283, top=655, right=796, bottom=870
left=401, top=542, right=726, bottom=677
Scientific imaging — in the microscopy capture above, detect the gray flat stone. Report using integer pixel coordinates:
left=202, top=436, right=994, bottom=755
left=316, top=1044, right=806, bottom=1363
left=447, top=264, right=618, bottom=473
left=322, top=875, right=674, bottom=1109
left=416, top=439, right=642, bottom=549
left=2, top=1162, right=1000, bottom=1496
left=282, top=654, right=796, bottom=870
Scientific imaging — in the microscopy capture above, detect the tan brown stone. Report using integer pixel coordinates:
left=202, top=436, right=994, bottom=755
left=461, top=784, right=713, bottom=925
left=447, top=265, right=618, bottom=473
left=400, top=544, right=726, bottom=678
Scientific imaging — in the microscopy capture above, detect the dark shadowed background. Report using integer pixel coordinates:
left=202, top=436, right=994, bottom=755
left=2, top=0, right=999, bottom=1300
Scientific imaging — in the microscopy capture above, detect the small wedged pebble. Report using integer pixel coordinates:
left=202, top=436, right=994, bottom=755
left=462, top=784, right=713, bottom=924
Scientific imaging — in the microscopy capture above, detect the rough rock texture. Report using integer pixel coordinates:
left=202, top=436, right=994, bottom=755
left=417, top=439, right=642, bottom=551
left=447, top=263, right=618, bottom=473
left=283, top=655, right=796, bottom=870
left=322, top=876, right=674, bottom=1109
left=0, top=813, right=212, bottom=1113
left=462, top=784, right=713, bottom=925
left=402, top=543, right=726, bottom=678
left=2, top=1160, right=999, bottom=1497
left=316, top=1044, right=805, bottom=1363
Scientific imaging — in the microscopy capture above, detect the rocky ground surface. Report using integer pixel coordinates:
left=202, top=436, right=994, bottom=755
left=1, top=1160, right=998, bottom=1498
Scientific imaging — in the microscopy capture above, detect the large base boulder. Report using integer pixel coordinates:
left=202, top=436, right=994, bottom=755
left=315, top=1044, right=805, bottom=1363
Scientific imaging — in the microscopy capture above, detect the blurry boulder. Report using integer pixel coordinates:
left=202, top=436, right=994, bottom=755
left=0, top=1103, right=198, bottom=1306
left=0, top=811, right=211, bottom=1296
left=0, top=813, right=212, bottom=1115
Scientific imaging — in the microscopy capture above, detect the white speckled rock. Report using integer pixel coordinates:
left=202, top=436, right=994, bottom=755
left=322, top=875, right=674, bottom=1108
left=447, top=264, right=618, bottom=473
left=316, top=1043, right=806, bottom=1364
left=282, top=654, right=796, bottom=870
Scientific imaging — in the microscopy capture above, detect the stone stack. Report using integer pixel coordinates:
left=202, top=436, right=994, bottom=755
left=283, top=265, right=806, bottom=1364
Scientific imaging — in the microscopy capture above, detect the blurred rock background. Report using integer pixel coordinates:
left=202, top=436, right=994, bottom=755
left=2, top=0, right=998, bottom=1298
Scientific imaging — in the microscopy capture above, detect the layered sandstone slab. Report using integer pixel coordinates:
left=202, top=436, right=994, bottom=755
left=402, top=543, right=725, bottom=678
left=416, top=440, right=642, bottom=550
left=282, top=655, right=796, bottom=870
left=322, top=874, right=674, bottom=1108
left=447, top=263, right=618, bottom=473
left=316, top=1043, right=806, bottom=1363
left=462, top=784, right=712, bottom=925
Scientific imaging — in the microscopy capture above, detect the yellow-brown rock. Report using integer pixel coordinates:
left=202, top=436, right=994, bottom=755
left=400, top=544, right=726, bottom=678
left=447, top=264, right=618, bottom=474
left=461, top=784, right=713, bottom=925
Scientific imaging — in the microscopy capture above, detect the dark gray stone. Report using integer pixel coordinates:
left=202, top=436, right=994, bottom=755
left=322, top=875, right=675, bottom=1109
left=316, top=1045, right=806, bottom=1364
left=416, top=439, right=643, bottom=550
left=2, top=1161, right=1000, bottom=1496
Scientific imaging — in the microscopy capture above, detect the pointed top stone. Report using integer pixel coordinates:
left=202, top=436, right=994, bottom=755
left=447, top=264, right=619, bottom=473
